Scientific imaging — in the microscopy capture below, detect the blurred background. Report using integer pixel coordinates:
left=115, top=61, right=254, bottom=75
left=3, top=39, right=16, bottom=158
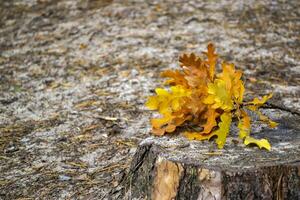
left=0, top=0, right=299, bottom=199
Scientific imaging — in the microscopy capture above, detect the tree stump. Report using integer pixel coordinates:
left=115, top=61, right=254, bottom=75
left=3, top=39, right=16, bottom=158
left=124, top=109, right=300, bottom=200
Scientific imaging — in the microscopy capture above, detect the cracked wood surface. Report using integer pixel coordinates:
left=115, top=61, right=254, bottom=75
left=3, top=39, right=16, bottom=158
left=126, top=127, right=300, bottom=199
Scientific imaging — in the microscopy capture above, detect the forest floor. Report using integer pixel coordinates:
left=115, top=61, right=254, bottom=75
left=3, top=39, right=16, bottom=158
left=0, top=0, right=299, bottom=199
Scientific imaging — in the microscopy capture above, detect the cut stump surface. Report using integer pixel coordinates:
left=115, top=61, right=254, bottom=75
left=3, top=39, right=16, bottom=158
left=125, top=108, right=300, bottom=200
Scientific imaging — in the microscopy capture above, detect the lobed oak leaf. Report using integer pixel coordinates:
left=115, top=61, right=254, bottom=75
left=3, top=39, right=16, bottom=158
left=145, top=88, right=170, bottom=114
left=183, top=131, right=212, bottom=141
left=204, top=79, right=233, bottom=111
left=151, top=113, right=175, bottom=136
left=179, top=53, right=202, bottom=70
left=236, top=83, right=245, bottom=103
left=212, top=112, right=232, bottom=149
left=165, top=124, right=176, bottom=132
left=146, top=43, right=277, bottom=150
left=161, top=70, right=189, bottom=87
left=238, top=111, right=251, bottom=139
left=246, top=105, right=257, bottom=111
left=170, top=86, right=192, bottom=111
left=155, top=88, right=169, bottom=96
left=244, top=136, right=271, bottom=151
left=218, top=62, right=244, bottom=103
left=151, top=113, right=173, bottom=129
left=243, top=107, right=278, bottom=129
left=268, top=121, right=278, bottom=128
left=203, top=43, right=218, bottom=80
left=201, top=108, right=219, bottom=134
left=184, top=112, right=232, bottom=149
left=179, top=53, right=209, bottom=88
left=151, top=128, right=165, bottom=136
left=248, top=93, right=273, bottom=108
left=257, top=110, right=278, bottom=128
left=146, top=86, right=191, bottom=114
left=180, top=86, right=208, bottom=116
left=151, top=112, right=191, bottom=136
left=146, top=96, right=159, bottom=110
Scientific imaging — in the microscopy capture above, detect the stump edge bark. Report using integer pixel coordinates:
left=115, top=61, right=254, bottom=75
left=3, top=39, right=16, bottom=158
left=124, top=143, right=300, bottom=200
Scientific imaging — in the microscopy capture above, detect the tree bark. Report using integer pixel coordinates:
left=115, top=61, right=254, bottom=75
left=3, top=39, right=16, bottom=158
left=124, top=109, right=300, bottom=200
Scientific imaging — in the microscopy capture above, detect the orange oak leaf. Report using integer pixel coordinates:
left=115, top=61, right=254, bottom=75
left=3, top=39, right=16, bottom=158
left=203, top=43, right=218, bottom=80
left=146, top=43, right=277, bottom=150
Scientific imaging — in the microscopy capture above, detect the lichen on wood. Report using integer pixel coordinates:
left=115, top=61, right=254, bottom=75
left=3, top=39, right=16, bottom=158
left=125, top=109, right=300, bottom=199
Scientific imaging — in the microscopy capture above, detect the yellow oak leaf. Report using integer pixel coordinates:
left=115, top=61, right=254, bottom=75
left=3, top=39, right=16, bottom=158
left=246, top=105, right=257, bottom=111
left=203, top=79, right=233, bottom=111
left=151, top=113, right=173, bottom=129
left=170, top=86, right=191, bottom=111
left=244, top=136, right=271, bottom=151
left=146, top=96, right=159, bottom=110
left=268, top=121, right=279, bottom=128
left=146, top=43, right=277, bottom=149
left=212, top=112, right=232, bottom=149
left=218, top=63, right=238, bottom=88
left=146, top=86, right=191, bottom=114
left=248, top=93, right=273, bottom=107
left=147, top=86, right=193, bottom=135
left=236, top=83, right=245, bottom=103
left=257, top=110, right=278, bottom=128
left=183, top=131, right=212, bottom=140
left=218, top=62, right=244, bottom=103
left=145, top=88, right=169, bottom=111
left=184, top=112, right=232, bottom=149
left=238, top=111, right=251, bottom=139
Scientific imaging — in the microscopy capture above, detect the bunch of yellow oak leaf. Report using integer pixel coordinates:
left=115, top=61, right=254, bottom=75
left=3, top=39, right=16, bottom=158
left=146, top=43, right=278, bottom=150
